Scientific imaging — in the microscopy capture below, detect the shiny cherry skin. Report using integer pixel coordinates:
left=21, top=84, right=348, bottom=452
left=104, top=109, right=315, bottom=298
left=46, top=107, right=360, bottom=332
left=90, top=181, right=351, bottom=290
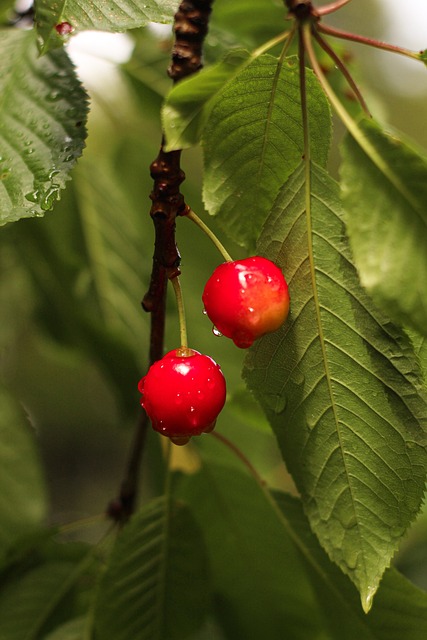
left=202, top=256, right=290, bottom=348
left=138, top=348, right=226, bottom=444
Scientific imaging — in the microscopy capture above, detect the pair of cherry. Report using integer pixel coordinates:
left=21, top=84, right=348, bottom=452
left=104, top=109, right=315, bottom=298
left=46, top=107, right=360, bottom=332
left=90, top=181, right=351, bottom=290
left=138, top=256, right=290, bottom=445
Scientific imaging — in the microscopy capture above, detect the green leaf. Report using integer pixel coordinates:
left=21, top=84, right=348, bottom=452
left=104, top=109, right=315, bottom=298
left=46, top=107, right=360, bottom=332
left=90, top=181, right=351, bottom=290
left=202, top=55, right=331, bottom=250
left=35, top=0, right=178, bottom=53
left=162, top=49, right=250, bottom=151
left=275, top=491, right=427, bottom=639
left=0, top=385, right=47, bottom=564
left=243, top=162, right=427, bottom=609
left=44, top=617, right=86, bottom=640
left=406, top=331, right=427, bottom=382
left=340, top=119, right=427, bottom=337
left=0, top=28, right=88, bottom=225
left=186, top=618, right=227, bottom=640
left=416, top=339, right=427, bottom=378
left=9, top=160, right=148, bottom=416
left=93, top=496, right=211, bottom=640
left=0, top=562, right=77, bottom=639
left=175, top=458, right=325, bottom=640
left=0, top=0, right=14, bottom=22
left=178, top=445, right=427, bottom=639
left=72, top=161, right=151, bottom=362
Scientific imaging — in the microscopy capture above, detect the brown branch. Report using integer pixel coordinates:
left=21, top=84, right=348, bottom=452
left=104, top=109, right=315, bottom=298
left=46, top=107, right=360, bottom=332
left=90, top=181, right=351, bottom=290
left=169, top=0, right=214, bottom=81
left=141, top=145, right=187, bottom=319
left=108, top=0, right=215, bottom=524
left=143, top=0, right=215, bottom=318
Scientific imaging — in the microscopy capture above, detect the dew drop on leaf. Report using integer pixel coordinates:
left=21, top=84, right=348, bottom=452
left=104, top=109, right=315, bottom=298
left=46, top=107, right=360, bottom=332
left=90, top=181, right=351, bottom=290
left=46, top=91, right=61, bottom=102
left=25, top=190, right=40, bottom=204
left=345, top=549, right=359, bottom=571
left=390, top=524, right=406, bottom=538
left=264, top=393, right=287, bottom=414
left=40, top=185, right=60, bottom=211
left=307, top=415, right=317, bottom=430
left=339, top=511, right=357, bottom=530
left=362, top=586, right=377, bottom=614
left=292, top=370, right=305, bottom=386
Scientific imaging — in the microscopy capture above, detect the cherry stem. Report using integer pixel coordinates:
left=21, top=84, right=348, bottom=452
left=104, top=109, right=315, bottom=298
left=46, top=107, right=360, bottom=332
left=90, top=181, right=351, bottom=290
left=212, top=432, right=266, bottom=487
left=186, top=209, right=233, bottom=262
left=252, top=29, right=294, bottom=58
left=211, top=428, right=372, bottom=613
left=312, top=30, right=371, bottom=116
left=304, top=22, right=351, bottom=124
left=318, top=22, right=423, bottom=62
left=317, top=0, right=352, bottom=16
left=303, top=23, right=378, bottom=160
left=171, top=275, right=188, bottom=348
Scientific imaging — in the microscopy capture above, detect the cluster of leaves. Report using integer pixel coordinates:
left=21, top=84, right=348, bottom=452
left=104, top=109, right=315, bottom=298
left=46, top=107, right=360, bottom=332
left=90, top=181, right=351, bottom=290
left=1, top=0, right=427, bottom=639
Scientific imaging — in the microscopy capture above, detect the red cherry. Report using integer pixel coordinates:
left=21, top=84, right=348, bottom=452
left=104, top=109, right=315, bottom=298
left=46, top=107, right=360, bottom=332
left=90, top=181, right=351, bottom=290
left=138, top=348, right=226, bottom=442
left=202, top=256, right=290, bottom=348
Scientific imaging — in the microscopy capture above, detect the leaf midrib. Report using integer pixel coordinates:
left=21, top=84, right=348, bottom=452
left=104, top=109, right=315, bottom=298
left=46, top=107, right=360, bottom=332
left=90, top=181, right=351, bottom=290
left=304, top=161, right=367, bottom=583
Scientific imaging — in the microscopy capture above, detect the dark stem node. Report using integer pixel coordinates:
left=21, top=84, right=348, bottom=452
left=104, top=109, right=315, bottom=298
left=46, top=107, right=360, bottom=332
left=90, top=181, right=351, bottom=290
left=286, top=0, right=320, bottom=25
left=168, top=0, right=214, bottom=81
left=142, top=145, right=189, bottom=314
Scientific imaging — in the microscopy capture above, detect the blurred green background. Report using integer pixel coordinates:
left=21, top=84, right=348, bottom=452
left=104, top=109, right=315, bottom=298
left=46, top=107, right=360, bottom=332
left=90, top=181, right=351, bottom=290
left=0, top=0, right=426, bottom=586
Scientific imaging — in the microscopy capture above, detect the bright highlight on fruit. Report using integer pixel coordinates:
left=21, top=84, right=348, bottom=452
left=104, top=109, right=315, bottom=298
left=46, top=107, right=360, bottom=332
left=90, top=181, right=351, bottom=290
left=138, top=348, right=226, bottom=445
left=202, top=256, right=290, bottom=348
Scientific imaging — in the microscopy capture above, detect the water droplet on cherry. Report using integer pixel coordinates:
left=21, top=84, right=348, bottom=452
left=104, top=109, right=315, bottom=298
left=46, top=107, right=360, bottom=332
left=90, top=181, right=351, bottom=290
left=170, top=435, right=191, bottom=446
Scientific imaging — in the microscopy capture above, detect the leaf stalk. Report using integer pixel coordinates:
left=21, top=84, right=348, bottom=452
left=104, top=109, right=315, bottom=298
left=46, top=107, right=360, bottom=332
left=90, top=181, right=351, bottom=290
left=317, top=0, right=352, bottom=16
left=318, top=22, right=423, bottom=62
left=312, top=30, right=371, bottom=116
